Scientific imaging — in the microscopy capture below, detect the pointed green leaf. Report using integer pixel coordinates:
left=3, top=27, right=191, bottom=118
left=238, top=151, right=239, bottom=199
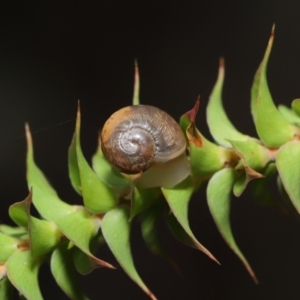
left=73, top=247, right=100, bottom=275
left=68, top=129, right=82, bottom=195
left=92, top=145, right=131, bottom=194
left=188, top=134, right=230, bottom=178
left=133, top=60, right=140, bottom=105
left=207, top=168, right=257, bottom=282
left=162, top=176, right=219, bottom=264
left=130, top=187, right=160, bottom=220
left=25, top=124, right=74, bottom=221
left=180, top=100, right=232, bottom=178
left=165, top=211, right=194, bottom=249
left=229, top=139, right=268, bottom=197
left=207, top=59, right=247, bottom=147
left=9, top=192, right=31, bottom=228
left=0, top=225, right=27, bottom=238
left=229, top=139, right=270, bottom=171
left=251, top=45, right=262, bottom=124
left=141, top=204, right=178, bottom=271
left=253, top=27, right=298, bottom=147
left=0, top=276, right=14, bottom=299
left=0, top=232, right=20, bottom=263
left=29, top=217, right=62, bottom=259
left=10, top=186, right=63, bottom=259
left=6, top=250, right=43, bottom=300
left=73, top=104, right=118, bottom=214
left=276, top=141, right=300, bottom=213
left=276, top=175, right=300, bottom=218
left=55, top=207, right=114, bottom=269
left=179, top=106, right=194, bottom=135
left=251, top=25, right=273, bottom=123
left=233, top=173, right=247, bottom=197
left=73, top=233, right=105, bottom=275
left=51, top=242, right=89, bottom=300
left=278, top=104, right=300, bottom=126
left=252, top=162, right=277, bottom=205
left=102, top=206, right=156, bottom=300
left=232, top=167, right=263, bottom=197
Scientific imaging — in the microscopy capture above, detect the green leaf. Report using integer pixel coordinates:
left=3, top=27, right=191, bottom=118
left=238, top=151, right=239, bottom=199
left=162, top=176, right=219, bottom=264
left=207, top=168, right=257, bottom=282
left=207, top=58, right=247, bottom=147
left=229, top=139, right=268, bottom=197
left=0, top=276, right=14, bottom=299
left=133, top=60, right=140, bottom=105
left=6, top=250, right=43, bottom=300
left=29, top=216, right=62, bottom=259
left=68, top=127, right=82, bottom=195
left=55, top=207, right=114, bottom=269
left=278, top=104, right=300, bottom=126
left=189, top=135, right=231, bottom=178
left=73, top=247, right=99, bottom=275
left=92, top=145, right=131, bottom=194
left=252, top=26, right=298, bottom=147
left=0, top=225, right=27, bottom=238
left=232, top=169, right=262, bottom=197
left=73, top=233, right=105, bottom=275
left=165, top=212, right=194, bottom=249
left=9, top=188, right=62, bottom=259
left=51, top=242, right=89, bottom=300
left=130, top=187, right=161, bottom=220
left=180, top=100, right=232, bottom=178
left=102, top=206, right=156, bottom=300
left=252, top=162, right=277, bottom=205
left=0, top=232, right=20, bottom=263
left=277, top=175, right=300, bottom=217
left=276, top=141, right=300, bottom=213
left=141, top=204, right=178, bottom=271
left=71, top=104, right=118, bottom=214
left=251, top=61, right=259, bottom=124
left=9, top=191, right=31, bottom=228
left=229, top=139, right=270, bottom=171
left=292, top=99, right=300, bottom=117
left=232, top=173, right=248, bottom=197
left=25, top=124, right=74, bottom=221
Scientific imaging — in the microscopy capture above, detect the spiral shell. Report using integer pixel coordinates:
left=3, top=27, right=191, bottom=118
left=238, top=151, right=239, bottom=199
left=100, top=105, right=186, bottom=174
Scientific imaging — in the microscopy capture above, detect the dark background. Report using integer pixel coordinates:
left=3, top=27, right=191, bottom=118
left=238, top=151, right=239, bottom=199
left=1, top=1, right=300, bottom=299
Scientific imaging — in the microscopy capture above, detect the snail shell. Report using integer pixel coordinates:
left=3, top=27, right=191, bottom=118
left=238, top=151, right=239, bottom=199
left=100, top=105, right=186, bottom=174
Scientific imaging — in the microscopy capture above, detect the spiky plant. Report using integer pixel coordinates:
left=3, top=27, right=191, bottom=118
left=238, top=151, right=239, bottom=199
left=1, top=26, right=299, bottom=300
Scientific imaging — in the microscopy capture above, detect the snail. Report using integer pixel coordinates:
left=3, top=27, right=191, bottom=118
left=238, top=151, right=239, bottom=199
left=100, top=105, right=190, bottom=188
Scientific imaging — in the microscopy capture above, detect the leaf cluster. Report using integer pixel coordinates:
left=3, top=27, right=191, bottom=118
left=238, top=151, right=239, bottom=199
left=1, top=26, right=300, bottom=299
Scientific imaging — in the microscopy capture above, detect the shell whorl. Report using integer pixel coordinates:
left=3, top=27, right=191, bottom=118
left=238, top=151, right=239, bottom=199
left=100, top=105, right=186, bottom=174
